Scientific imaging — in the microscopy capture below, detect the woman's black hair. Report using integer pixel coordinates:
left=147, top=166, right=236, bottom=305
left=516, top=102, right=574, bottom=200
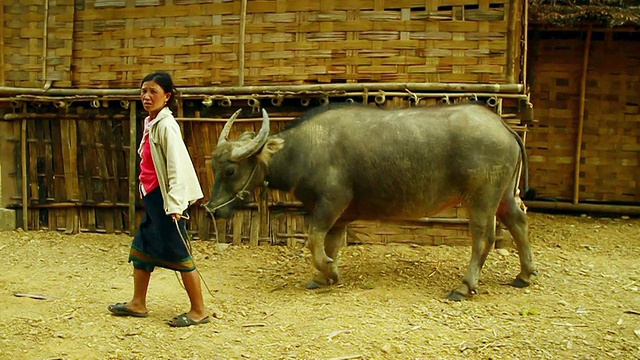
left=141, top=71, right=179, bottom=110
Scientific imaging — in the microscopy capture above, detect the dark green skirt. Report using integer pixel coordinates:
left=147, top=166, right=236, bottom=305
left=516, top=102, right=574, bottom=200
left=129, top=187, right=195, bottom=272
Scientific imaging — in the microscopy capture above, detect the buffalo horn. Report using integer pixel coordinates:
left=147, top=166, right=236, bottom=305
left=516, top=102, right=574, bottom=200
left=230, top=108, right=271, bottom=160
left=217, top=109, right=243, bottom=146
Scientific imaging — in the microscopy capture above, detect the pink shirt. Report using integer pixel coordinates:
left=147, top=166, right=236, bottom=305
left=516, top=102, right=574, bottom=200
left=139, top=118, right=159, bottom=196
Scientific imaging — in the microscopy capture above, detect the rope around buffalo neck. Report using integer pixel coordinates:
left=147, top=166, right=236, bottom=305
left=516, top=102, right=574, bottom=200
left=206, top=163, right=260, bottom=244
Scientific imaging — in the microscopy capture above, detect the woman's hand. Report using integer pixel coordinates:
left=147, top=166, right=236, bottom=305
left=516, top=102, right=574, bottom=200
left=170, top=213, right=182, bottom=221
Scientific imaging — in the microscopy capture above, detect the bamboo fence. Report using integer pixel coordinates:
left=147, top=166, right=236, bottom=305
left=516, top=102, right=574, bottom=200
left=2, top=93, right=527, bottom=247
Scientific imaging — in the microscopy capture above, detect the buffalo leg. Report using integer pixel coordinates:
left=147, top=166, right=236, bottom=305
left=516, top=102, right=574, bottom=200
left=306, top=196, right=351, bottom=289
left=497, top=196, right=537, bottom=287
left=308, top=222, right=348, bottom=289
left=449, top=211, right=496, bottom=301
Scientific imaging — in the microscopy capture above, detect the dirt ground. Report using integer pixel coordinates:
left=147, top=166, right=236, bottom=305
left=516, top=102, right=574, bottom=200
left=2, top=212, right=640, bottom=360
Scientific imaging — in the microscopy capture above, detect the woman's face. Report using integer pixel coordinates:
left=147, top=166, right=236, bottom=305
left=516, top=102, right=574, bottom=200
left=141, top=80, right=171, bottom=118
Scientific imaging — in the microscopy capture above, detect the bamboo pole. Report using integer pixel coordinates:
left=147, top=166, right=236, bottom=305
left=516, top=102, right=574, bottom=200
left=522, top=0, right=529, bottom=91
left=2, top=92, right=528, bottom=106
left=525, top=200, right=640, bottom=216
left=238, top=0, right=247, bottom=86
left=175, top=116, right=296, bottom=123
left=21, top=105, right=28, bottom=230
left=8, top=202, right=130, bottom=209
left=3, top=113, right=129, bottom=121
left=42, top=0, right=50, bottom=84
left=573, top=24, right=593, bottom=205
left=0, top=2, right=5, bottom=86
left=0, top=82, right=524, bottom=96
left=128, top=101, right=137, bottom=235
left=506, top=0, right=517, bottom=83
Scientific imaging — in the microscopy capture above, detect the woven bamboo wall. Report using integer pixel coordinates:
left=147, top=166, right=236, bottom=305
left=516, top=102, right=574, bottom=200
left=1, top=0, right=524, bottom=88
left=2, top=0, right=75, bottom=87
left=527, top=30, right=640, bottom=202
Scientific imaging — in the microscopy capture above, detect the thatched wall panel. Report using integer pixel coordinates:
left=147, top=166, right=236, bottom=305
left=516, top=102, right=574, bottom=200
left=527, top=30, right=640, bottom=203
left=3, top=0, right=524, bottom=88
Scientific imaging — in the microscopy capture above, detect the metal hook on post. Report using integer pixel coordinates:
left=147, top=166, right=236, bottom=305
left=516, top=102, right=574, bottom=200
left=406, top=89, right=419, bottom=106
left=440, top=95, right=451, bottom=105
left=300, top=98, right=310, bottom=107
left=248, top=97, right=260, bottom=113
left=319, top=95, right=329, bottom=106
left=90, top=99, right=101, bottom=108
left=374, top=91, right=386, bottom=105
left=120, top=100, right=130, bottom=109
left=202, top=96, right=213, bottom=107
left=53, top=101, right=67, bottom=109
left=271, top=94, right=284, bottom=107
left=219, top=97, right=232, bottom=107
left=487, top=96, right=498, bottom=107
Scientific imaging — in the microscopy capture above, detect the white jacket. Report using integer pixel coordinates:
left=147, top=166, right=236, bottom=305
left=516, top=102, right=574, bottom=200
left=142, top=107, right=203, bottom=215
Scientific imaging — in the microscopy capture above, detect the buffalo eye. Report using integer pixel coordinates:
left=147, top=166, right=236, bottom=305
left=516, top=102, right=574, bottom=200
left=224, top=167, right=236, bottom=178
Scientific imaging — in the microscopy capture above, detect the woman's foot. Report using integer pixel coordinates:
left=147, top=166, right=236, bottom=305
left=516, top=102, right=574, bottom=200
left=108, top=302, right=148, bottom=318
left=168, top=312, right=210, bottom=327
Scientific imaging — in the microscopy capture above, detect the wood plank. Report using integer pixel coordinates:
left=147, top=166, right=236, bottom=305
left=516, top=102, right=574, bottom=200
left=249, top=210, right=260, bottom=246
left=42, top=119, right=54, bottom=201
left=60, top=118, right=80, bottom=233
left=128, top=102, right=137, bottom=235
left=49, top=117, right=65, bottom=202
left=27, top=119, right=38, bottom=206
left=21, top=112, right=28, bottom=229
left=60, top=119, right=80, bottom=201
left=232, top=212, right=243, bottom=245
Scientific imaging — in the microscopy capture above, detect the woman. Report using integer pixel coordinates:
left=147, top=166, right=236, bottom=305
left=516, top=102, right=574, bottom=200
left=108, top=71, right=209, bottom=327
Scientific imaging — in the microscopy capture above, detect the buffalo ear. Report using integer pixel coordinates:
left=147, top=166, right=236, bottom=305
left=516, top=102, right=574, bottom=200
left=257, top=137, right=284, bottom=164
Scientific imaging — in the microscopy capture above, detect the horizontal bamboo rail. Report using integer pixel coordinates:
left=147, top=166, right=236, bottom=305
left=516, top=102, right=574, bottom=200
left=3, top=113, right=129, bottom=121
left=0, top=83, right=524, bottom=97
left=2, top=93, right=529, bottom=109
left=8, top=202, right=131, bottom=209
left=525, top=200, right=640, bottom=215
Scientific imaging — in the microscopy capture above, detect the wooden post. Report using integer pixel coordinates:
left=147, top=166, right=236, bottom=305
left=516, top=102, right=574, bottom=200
left=21, top=105, right=28, bottom=230
left=0, top=2, right=5, bottom=86
left=573, top=24, right=593, bottom=205
left=128, top=101, right=137, bottom=235
left=238, top=0, right=247, bottom=86
left=42, top=0, right=50, bottom=83
left=522, top=0, right=529, bottom=90
left=506, top=0, right=518, bottom=83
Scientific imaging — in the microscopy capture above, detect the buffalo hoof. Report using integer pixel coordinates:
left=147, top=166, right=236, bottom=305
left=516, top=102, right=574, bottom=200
left=306, top=271, right=339, bottom=289
left=510, top=277, right=531, bottom=288
left=447, top=290, right=470, bottom=301
left=307, top=280, right=326, bottom=290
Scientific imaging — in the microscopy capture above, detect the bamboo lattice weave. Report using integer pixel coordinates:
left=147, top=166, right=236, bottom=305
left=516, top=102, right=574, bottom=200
left=527, top=31, right=640, bottom=202
left=2, top=0, right=522, bottom=88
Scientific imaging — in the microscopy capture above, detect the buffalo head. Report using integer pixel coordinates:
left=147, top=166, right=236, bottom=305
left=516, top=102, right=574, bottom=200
left=204, top=108, right=283, bottom=218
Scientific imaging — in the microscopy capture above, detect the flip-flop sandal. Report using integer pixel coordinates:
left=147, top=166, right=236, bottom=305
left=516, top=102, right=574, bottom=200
left=108, top=302, right=149, bottom=318
left=168, top=313, right=211, bottom=327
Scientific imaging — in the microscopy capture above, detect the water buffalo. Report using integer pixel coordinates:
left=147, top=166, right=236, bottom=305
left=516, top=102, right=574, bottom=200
left=205, top=104, right=537, bottom=300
